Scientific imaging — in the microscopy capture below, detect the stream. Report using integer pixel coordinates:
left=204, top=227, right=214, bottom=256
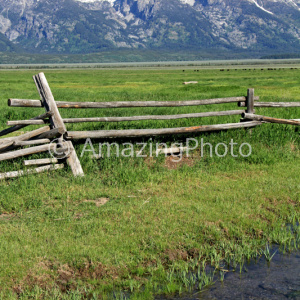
left=159, top=248, right=300, bottom=299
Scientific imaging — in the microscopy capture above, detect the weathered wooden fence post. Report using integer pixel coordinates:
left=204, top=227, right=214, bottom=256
left=33, top=72, right=84, bottom=177
left=240, top=88, right=255, bottom=127
left=246, top=88, right=255, bottom=114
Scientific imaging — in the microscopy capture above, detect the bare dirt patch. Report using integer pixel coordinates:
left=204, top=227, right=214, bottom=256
left=164, top=155, right=195, bottom=170
left=14, top=260, right=122, bottom=294
left=0, top=213, right=15, bottom=220
left=162, top=247, right=201, bottom=264
left=144, top=154, right=196, bottom=170
left=164, top=248, right=189, bottom=262
left=83, top=198, right=110, bottom=207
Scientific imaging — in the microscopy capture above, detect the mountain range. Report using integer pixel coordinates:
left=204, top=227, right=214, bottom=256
left=0, top=0, right=300, bottom=55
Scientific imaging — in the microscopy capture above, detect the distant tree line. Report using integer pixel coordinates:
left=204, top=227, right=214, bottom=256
left=261, top=53, right=300, bottom=59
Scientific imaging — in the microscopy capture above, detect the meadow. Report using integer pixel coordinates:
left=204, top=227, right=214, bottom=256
left=0, top=66, right=299, bottom=299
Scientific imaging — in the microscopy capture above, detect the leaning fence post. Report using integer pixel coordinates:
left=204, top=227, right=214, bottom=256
left=33, top=72, right=84, bottom=177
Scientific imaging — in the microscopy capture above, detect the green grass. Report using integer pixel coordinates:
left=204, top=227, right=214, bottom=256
left=0, top=49, right=288, bottom=65
left=0, top=67, right=299, bottom=299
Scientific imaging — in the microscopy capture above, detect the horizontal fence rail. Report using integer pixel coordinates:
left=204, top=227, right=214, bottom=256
left=0, top=126, right=51, bottom=152
left=0, top=111, right=53, bottom=137
left=66, top=121, right=262, bottom=139
left=239, top=102, right=300, bottom=107
left=0, top=143, right=56, bottom=162
left=7, top=110, right=245, bottom=126
left=242, top=113, right=300, bottom=126
left=8, top=96, right=260, bottom=109
left=0, top=164, right=64, bottom=180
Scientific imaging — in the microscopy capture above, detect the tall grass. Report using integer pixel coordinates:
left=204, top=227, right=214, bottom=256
left=0, top=67, right=299, bottom=299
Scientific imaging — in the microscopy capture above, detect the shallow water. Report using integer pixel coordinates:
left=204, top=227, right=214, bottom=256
left=159, top=249, right=300, bottom=299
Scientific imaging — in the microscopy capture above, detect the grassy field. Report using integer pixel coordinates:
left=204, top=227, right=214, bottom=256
left=0, top=66, right=299, bottom=299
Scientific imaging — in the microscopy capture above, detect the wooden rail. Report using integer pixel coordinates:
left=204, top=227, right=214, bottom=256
left=67, top=121, right=262, bottom=139
left=7, top=110, right=245, bottom=126
left=14, top=139, right=51, bottom=146
left=0, top=164, right=64, bottom=180
left=24, top=158, right=59, bottom=166
left=239, top=102, right=300, bottom=108
left=0, top=111, right=53, bottom=137
left=0, top=143, right=56, bottom=162
left=242, top=113, right=300, bottom=126
left=8, top=96, right=259, bottom=108
left=0, top=126, right=51, bottom=152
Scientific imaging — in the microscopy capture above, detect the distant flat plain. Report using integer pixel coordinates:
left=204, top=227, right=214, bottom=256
left=1, top=58, right=300, bottom=70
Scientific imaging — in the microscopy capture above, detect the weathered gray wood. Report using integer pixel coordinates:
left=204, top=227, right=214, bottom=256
left=156, top=147, right=188, bottom=155
left=7, top=110, right=246, bottom=125
left=255, top=102, right=300, bottom=108
left=0, top=126, right=51, bottom=144
left=24, top=158, right=59, bottom=166
left=34, top=127, right=65, bottom=140
left=239, top=102, right=300, bottom=108
left=246, top=88, right=255, bottom=114
left=0, top=126, right=52, bottom=152
left=7, top=120, right=49, bottom=126
left=0, top=140, right=15, bottom=151
left=32, top=76, right=44, bottom=102
left=67, top=121, right=262, bottom=139
left=63, top=110, right=244, bottom=123
left=8, top=96, right=260, bottom=109
left=64, top=141, right=84, bottom=177
left=0, top=164, right=64, bottom=180
left=14, top=139, right=50, bottom=146
left=0, top=111, right=53, bottom=137
left=8, top=99, right=42, bottom=107
left=0, top=143, right=56, bottom=162
left=33, top=73, right=67, bottom=134
left=33, top=73, right=84, bottom=177
left=242, top=113, right=300, bottom=126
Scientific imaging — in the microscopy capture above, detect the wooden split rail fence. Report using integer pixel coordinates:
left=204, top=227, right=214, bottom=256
left=0, top=72, right=299, bottom=180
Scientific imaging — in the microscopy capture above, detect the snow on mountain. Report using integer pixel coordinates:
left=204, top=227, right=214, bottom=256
left=74, top=0, right=115, bottom=3
left=250, top=0, right=274, bottom=14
